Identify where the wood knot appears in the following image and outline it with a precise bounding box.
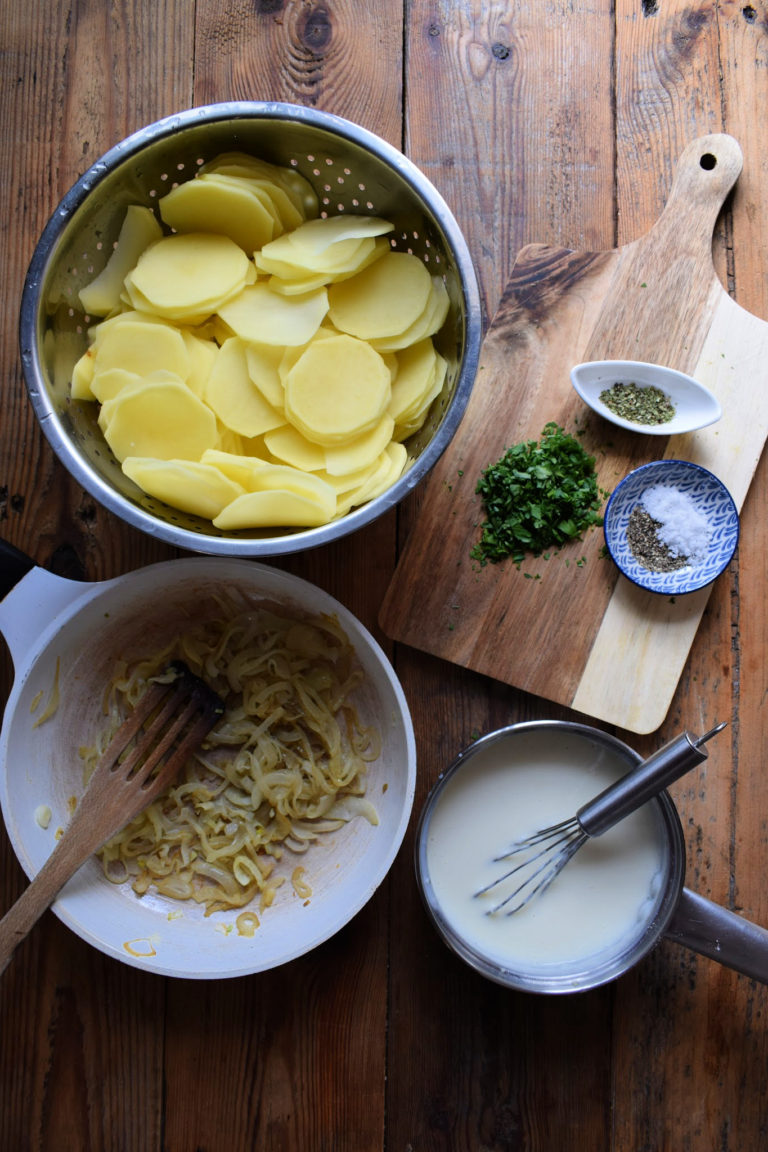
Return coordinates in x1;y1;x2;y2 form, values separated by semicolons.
253;0;284;13
298;5;332;54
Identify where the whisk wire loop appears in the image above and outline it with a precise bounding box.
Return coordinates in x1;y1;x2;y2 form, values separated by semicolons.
475;820;586;916
473;724;726;917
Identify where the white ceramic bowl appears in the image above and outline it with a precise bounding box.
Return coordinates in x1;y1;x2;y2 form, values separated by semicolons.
571;360;722;435
0;554;416;978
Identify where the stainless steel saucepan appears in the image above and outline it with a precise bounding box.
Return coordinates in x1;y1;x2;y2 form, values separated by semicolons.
416;721;768;994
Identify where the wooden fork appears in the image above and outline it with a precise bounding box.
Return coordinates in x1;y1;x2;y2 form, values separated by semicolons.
0;660;224;973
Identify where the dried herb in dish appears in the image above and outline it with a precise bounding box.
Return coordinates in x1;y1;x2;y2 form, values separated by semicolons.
471;422;603;567
599;381;675;425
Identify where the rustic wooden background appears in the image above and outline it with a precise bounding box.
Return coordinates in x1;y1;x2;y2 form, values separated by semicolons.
1;1;768;1149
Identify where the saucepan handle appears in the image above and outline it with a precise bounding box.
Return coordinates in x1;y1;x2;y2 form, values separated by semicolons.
664;887;768;984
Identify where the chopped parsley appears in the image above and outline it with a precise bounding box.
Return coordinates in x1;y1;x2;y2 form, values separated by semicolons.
470;422;603;567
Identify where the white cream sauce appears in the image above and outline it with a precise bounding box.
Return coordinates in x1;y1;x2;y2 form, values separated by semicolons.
424;729;668;976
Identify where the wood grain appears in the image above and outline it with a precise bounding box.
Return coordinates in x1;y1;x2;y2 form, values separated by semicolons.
2;0;768;1149
610;5;768;1150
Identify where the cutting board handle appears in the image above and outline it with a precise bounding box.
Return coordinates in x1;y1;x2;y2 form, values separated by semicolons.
652;133;743;247
584;133;743;366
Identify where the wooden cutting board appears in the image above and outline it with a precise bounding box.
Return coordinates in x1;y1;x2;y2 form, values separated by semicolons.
380;134;768;735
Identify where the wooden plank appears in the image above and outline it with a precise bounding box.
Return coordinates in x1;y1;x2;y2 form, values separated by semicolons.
388;2;617;1150
194;0;404;148
160;4;405;1151
610;3;768;1150
0;4;194;1151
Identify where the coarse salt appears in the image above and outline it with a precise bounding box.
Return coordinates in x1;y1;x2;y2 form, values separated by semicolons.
640;483;710;563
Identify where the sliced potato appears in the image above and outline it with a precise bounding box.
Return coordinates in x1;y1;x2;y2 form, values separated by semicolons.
263;425;326;471
277;327;337;382
314;460;380;494
125;232;250;320
213;488;333;530
356;440;407;502
226;177;305;233
91;367;143;403
99;372;218;462
323;414;395;476
200;448;271;488
92;318;191;380
73;311;168;400
334;442;407;516
204;337;283;438
215;427;247;456
257;235;390;287
284;334;391;446
88;307;168;345
200;152;319;220
286;214;393;253
334;453;390;516
248;462;336;508
69;156;442;532
393;351;448;438
70;348;97;400
244;342;285;410
327;251;432;339
79;206;163;316
370;275;450;352
122;456;245;518
180;330;219;397
217;283;328;346
158;175;276;252
258;215;391;270
387;338;440;422
265;271;332;297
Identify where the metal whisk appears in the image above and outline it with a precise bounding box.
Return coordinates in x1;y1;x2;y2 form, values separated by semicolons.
475;722;727;916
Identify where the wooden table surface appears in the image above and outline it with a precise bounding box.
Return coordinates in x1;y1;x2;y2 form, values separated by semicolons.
2;2;768;1149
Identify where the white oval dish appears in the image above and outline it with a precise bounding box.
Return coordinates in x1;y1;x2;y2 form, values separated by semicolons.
570;360;722;435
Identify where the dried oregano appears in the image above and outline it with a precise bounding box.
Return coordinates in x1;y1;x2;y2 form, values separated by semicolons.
599;381;675;425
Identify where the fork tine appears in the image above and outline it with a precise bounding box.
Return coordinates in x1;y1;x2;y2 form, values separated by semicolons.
99;662;224;786
98;680;173;766
137;698;224;788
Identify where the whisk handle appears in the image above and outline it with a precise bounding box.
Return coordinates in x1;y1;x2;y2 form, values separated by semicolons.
577;725;724;838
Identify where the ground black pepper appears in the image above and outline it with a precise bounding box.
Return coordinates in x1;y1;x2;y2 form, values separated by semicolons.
600;381;676;425
626;505;689;571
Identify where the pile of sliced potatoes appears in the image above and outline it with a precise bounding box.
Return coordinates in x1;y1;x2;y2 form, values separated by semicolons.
71;152;449;530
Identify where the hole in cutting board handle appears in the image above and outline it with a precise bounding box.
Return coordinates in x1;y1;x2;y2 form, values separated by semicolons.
700;152;717;171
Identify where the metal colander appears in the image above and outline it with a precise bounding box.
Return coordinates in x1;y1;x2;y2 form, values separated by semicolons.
19;102;482;556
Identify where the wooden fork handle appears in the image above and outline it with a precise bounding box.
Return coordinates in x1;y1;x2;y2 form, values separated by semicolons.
0;822;98;974
0;668;223;974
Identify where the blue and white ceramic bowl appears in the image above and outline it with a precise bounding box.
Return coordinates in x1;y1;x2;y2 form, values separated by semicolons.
604;460;739;595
